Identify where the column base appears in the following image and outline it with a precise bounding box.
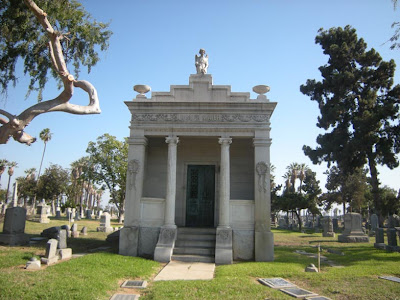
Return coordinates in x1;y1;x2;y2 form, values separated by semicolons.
255;230;274;261
119;226;139;256
154;225;177;263
215;227;233;265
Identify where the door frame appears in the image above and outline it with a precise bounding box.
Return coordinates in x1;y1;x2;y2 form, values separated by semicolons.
183;161;219;228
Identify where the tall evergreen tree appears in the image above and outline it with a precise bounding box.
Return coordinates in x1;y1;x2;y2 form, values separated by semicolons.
301;26;400;218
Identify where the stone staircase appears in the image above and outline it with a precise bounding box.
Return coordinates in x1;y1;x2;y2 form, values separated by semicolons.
172;227;216;263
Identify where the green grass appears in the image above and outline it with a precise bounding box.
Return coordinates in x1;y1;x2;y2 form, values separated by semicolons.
0;220;399;299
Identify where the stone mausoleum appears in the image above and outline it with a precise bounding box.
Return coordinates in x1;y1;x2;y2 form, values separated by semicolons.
119;50;277;264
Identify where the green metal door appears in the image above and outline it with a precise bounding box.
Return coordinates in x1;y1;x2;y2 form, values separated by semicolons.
186;165;215;227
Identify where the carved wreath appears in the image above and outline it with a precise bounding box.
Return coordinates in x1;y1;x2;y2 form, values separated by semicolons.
128;159;140;190
256;161;268;193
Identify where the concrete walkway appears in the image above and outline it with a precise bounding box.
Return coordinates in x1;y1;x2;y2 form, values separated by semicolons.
154;261;215;281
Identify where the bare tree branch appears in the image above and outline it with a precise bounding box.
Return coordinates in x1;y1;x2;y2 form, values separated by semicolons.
0;0;102;145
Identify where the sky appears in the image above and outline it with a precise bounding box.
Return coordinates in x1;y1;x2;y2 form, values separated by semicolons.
1;0;400;207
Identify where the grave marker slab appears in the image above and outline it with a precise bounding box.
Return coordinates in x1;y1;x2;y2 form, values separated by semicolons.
338;213;369;243
0;207;30;246
258;278;296;289
305;297;332;300
121;280;147;289
280;287;318;298
41;239;59;265
110;294;139;300
379;276;400;283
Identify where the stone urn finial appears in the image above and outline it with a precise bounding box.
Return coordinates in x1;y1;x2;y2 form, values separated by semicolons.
133;85;151;98
253;85;270;101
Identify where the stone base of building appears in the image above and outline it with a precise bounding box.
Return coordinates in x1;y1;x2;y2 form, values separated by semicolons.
154;226;177;263
232;229;254;261
255;230;274;261
0;233;30;246
215;227;233;265
338;234;369;243
119;226;139;256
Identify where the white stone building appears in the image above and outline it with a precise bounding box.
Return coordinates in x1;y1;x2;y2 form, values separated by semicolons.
119;56;276;264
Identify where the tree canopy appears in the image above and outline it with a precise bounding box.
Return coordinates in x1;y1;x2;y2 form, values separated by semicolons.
301;25;400;217
86;134;128;220
0;0;111;145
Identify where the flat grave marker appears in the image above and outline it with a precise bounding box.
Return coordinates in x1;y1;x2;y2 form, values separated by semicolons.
258;277;296;289
280;287;318;298
379;276;400;283
121;280;147;289
305;297;332;300
110;294;139;300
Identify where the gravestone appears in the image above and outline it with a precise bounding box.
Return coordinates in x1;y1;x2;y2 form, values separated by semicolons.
57;229;67;249
322;216;335;237
0;207;30;246
81;226;88;236
55;207;61;219
61;224;71;238
71;223;79;237
374;228;386;250
97;212;113;233
36;202;50;223
66;208;72;219
25;257;41;270
41;226;61;239
332;218;339;231
338;213;369;243
41;239;59;265
86;209;92;219
278;218;286;229
387;228;399;251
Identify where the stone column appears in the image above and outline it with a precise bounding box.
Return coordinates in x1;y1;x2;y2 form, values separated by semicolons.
119;135;148;256
253;133;274;261
154;136;179;262
164;136;179;227
215;137;233;265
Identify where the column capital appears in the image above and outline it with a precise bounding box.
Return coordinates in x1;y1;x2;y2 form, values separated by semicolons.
253;137;272;147
128;136;148;146
218;137;232;145
165;136;179;145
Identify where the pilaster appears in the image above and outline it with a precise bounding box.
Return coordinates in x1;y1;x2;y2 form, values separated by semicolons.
253;135;274;261
119;136;147;256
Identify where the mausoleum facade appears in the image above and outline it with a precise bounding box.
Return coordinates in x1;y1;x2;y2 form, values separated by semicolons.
119;51;277;264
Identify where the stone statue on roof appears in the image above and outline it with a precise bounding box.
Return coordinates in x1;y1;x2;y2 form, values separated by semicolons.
195;48;208;74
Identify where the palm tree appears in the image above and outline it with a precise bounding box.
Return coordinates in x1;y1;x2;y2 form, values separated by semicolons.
5;161;17;203
297;163;309;193
37;128;52;179
0;159;8;187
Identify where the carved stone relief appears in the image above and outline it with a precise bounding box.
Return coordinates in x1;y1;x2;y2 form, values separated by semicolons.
132;113;269;123
128;159;140;190
256;161;268;193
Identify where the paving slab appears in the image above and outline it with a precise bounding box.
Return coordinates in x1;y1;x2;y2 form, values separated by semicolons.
154;261;215;281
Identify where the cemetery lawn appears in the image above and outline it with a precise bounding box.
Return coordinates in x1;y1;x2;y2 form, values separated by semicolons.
0;220;398;300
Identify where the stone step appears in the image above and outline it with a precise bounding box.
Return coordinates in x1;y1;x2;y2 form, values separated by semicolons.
177;233;216;241
173;247;215;256
171;254;215;263
177;227;216;235
175;239;215;248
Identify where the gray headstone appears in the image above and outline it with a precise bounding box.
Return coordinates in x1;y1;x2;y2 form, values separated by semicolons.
81;226;87;235
338;213;369;243
370;214;379;231
71;223;78;232
332;218;339;231
45;239;58;259
86;209;92;219
41;226;61;239
387;228;398;247
375;228;385;244
2;207;27;234
57;229;67;249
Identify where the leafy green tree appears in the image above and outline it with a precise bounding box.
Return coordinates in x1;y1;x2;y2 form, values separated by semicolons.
379;186;400;216
16;168;37;207
275;165;321;231
86;134;128;222
37;163;69;212
0;0;111;145
322;166;370;214
300;26;400;219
